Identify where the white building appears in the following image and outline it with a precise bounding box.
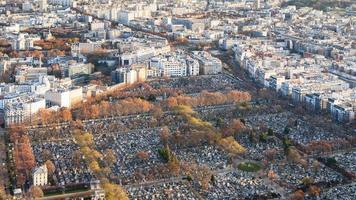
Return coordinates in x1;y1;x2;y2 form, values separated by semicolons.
192;51;222;75
90;21;105;31
15;66;48;83
148;53;199;78
3;96;46;126
10;34;40;51
33;165;48;186
119;46;155;66
0;60;9;75
149;56;186;77
45;87;83;108
118;2;156;25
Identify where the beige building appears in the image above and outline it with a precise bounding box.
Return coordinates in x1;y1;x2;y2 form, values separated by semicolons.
33;165;48;186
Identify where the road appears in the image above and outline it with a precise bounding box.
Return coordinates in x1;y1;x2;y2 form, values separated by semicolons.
39;190;93;200
0;128;9;191
26;103;237;130
124;167;234;189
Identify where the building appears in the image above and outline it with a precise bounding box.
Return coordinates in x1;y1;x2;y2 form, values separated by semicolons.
15;66;48;83
119;46;155;66
111;68;127;84
49;0;72;7
172;18;205;33
62;62;94;78
269;75;286;92
22;2;33;12
219;39;238;51
186;57;200;76
149;56;187;77
148;52;199;78
111;65;147;84
71;43;102;56
118;2;156;25
304;93;328;111
192;51;222;75
90;21;105;31
3;96;46;127
39;0;48;12
33;165;48;186
13;188;22;199
10;34;40;51
0;60;9;75
90;180;105;200
330;103;355;123
45;87;83;108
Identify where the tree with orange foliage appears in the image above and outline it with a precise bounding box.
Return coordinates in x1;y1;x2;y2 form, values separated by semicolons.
90;105;100;119
119;98;153;115
32;50;44;58
199;90;226;106
37;109;53;125
9;51;19;58
100;101;111;117
81;103;91;119
308;185;321;197
152;106;164;122
167;158;180;176
13;135;36;186
60;107;72;122
28;186;44;198
45;160;55;175
16;174;26;187
160;126;170;145
175;95;196;106
0;186;12;199
72;150;82;168
227;90;252;103
8;125;26;142
186;164;212;190
166;97;178;108
104;149;116;167
71;120;84;129
223;119;245;137
305;140;332;154
136;151;150;161
290;190;305;200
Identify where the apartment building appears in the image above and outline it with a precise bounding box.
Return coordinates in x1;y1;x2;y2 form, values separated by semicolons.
192;51;222;75
3;96;46;126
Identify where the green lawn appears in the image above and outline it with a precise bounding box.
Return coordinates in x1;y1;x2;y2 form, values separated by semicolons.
237;162;262;172
44;187;90;197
